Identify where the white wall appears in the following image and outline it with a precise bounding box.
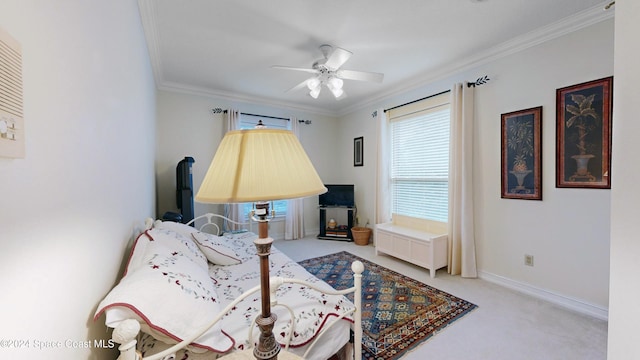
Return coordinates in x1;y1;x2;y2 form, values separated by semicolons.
152;11;614;319
608;2;640;358
0;2;619;359
340;19;614;315
155;90;341;237
335;109;379;227
156;91;226;219
474;20;612;314
0;2;156;359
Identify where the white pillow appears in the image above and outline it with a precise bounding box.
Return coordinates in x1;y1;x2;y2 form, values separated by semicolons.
191;232;242;266
155;220;199;238
148;228;208;270
95;232;233;353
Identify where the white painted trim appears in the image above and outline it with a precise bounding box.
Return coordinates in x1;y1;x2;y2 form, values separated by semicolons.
478;270;609;321
305;228;320;239
157;80;338;117
340;3;614;116
138;0;613;118
137;0;164;85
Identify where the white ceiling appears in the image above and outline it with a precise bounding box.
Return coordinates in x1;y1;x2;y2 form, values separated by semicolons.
138;0;613;116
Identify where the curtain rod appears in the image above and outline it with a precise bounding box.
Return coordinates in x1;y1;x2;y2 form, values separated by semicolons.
212;108;312;124
384;90;450;113
383;75;490;113
223;110;290;121
468;75;490;88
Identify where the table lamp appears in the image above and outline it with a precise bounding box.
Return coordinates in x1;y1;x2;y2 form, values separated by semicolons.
195;127;327;360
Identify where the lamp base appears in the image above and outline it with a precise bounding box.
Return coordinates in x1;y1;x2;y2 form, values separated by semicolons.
253;221;280;360
253;313;280;360
219;349;301;360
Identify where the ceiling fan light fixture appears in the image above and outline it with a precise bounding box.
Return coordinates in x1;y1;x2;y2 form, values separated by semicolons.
306;77;321;91
327;77;343;90
274;45;382;101
309;87;321;99
329;86;344;98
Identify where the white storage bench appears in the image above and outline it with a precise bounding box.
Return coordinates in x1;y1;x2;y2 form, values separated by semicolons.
375;215;448;278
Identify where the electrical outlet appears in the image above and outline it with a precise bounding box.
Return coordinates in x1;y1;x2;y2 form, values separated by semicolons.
524;254;534;267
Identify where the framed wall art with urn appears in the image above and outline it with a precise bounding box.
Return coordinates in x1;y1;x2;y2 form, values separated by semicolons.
501;106;542;200
556;76;613;189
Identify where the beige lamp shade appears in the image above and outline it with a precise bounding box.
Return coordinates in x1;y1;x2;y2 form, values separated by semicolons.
195;128;327;203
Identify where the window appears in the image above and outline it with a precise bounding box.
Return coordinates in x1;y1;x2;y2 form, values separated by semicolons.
388;93;450;223
238;114;290;219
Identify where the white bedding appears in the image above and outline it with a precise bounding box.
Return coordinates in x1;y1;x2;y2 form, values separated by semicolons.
211;232;354;359
97;222;354;360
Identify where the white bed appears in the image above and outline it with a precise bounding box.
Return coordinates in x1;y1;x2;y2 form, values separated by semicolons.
94;214;363;360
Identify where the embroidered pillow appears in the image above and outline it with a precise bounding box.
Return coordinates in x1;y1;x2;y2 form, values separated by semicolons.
154;220;199;238
191;232;242;266
147;228;208;270
94;234;233;353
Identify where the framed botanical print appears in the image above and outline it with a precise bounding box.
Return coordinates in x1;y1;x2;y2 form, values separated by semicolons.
556;77;613;189
501;106;542;200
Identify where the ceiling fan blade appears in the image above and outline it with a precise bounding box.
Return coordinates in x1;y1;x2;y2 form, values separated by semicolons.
324;47;352;70
272;65;319;74
336;69;384;83
286;77;313;93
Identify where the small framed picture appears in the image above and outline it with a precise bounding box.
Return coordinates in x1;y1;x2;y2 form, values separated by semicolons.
501;106;542;200
354;136;363;167
556;77;613;189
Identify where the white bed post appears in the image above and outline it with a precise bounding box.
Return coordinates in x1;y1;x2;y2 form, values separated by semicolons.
351;261;364;360
112;319;142;360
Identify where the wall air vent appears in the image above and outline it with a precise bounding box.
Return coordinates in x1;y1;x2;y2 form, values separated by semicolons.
0;25;24;158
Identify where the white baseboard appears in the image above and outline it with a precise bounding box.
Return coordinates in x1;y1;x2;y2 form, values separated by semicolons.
305;228;319;239
478;270;609;321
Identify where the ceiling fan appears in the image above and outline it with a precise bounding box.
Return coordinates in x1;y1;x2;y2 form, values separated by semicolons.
272;44;384;100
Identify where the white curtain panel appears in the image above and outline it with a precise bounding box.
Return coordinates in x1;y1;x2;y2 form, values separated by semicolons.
375;108;391;225
448;83;478;278
285;117;306;240
223;109;243;231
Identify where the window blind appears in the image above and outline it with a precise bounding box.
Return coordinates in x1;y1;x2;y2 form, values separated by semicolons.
389;94;450;223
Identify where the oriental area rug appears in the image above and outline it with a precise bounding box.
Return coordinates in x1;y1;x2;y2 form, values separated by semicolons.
298;251;477;360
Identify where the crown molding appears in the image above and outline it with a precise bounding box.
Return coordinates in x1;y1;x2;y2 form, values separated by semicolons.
338;3;614;117
139;0;614;118
157;81;338;117
137;0;163;87
138;0;337;117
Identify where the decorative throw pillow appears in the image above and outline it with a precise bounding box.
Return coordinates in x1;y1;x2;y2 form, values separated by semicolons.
154;220;199;238
94;234;233;353
191;232;242;266
147;228;209;271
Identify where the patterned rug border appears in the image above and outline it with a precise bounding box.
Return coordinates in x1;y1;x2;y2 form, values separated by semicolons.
298;251;478;360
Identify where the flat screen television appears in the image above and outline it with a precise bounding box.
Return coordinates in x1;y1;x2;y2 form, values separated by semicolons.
319;184;355;207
